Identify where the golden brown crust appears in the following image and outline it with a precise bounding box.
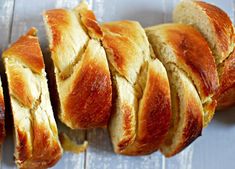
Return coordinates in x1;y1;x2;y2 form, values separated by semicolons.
75;1;103;39
102;20;149;84
6;65;35;108
29;125;62;169
217;85;235;109
216;49;235;108
62;41;112;128
44;8;89;76
103;20;172;155
44;9;71;55
44;2;112;129
3;28;44;73
15;128;32;164
102;33;139;80
117;103;135;151
102;21;148;49
195;1;234;62
4;28;62;169
146;24;218;101
121;60;172;155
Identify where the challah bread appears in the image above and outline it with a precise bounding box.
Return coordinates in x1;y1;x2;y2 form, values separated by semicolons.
3;28;62;169
216;49;235;108
0;79;5;144
146;23;219;127
102;21;172;155
160;64;203;157
173;0;234;65
43;1;112;129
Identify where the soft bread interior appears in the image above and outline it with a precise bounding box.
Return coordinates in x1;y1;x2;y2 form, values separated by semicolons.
173;0;234;64
109;74;137;153
160;64;203;157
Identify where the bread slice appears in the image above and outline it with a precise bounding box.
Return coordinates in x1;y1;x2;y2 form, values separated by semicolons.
43;1;112;129
3;28;62;169
102;21;172;155
0;79;5;144
146;23;219;127
216;49;235;108
173;0;234;64
160;64;203;157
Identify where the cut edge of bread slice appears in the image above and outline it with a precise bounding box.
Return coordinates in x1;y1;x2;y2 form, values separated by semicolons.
3;28;63;169
104;21;172;155
173;0;234;64
160;63;203;157
145;23;218;127
120;59;172;155
43;1;112;129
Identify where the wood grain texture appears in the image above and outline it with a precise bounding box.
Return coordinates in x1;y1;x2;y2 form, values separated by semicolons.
0;0;15;169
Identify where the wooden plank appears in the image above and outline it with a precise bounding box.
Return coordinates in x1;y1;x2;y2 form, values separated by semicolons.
86;129;163;169
2;0;86;169
1;1;235;169
0;1;15;169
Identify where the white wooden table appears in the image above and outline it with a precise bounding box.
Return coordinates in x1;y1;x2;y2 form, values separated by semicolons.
0;0;235;169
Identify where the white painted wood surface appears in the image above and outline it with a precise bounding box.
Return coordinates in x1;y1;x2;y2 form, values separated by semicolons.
0;0;234;169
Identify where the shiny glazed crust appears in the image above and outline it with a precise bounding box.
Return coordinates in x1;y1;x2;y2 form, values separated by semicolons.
146;23;219;126
173;0;234;64
3;28;62;169
103;21;172;155
216;49;235;108
43;1;112;129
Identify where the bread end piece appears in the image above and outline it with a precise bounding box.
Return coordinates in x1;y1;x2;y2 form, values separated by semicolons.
59;132;88;154
173;0;234;64
3;28;63;169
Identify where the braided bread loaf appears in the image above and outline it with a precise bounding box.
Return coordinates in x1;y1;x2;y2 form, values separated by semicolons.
41;0;234;158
